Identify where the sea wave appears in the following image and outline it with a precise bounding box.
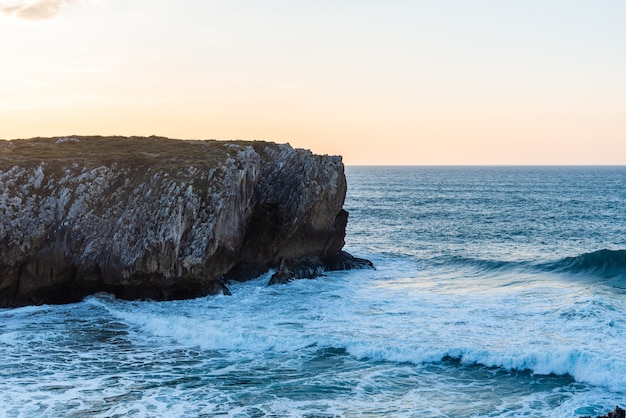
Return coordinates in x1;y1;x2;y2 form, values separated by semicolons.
544;249;626;278
441;255;527;273
91;294;626;393
440;249;626;281
344;344;626;393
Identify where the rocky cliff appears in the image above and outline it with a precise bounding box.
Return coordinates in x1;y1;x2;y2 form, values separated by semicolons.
0;136;371;307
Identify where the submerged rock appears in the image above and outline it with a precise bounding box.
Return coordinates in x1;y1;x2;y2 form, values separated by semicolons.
0;136;372;307
580;406;625;418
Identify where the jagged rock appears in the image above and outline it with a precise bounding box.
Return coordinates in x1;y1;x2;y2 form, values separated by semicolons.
266;250;374;285
580;406;625;418
268;257;327;285
324;250;375;271
0;136;372;307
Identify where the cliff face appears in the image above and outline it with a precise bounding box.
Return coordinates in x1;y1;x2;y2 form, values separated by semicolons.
0;136;370;308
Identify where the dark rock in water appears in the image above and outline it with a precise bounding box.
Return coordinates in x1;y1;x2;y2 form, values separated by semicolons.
268;257;325;285
324;250;375;271
267;250;374;285
580;405;625;418
0;136;372;307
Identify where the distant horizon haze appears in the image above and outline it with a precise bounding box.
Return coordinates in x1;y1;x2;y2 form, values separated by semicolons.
1;0;624;165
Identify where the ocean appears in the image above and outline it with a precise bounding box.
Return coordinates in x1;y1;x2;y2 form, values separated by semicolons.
1;166;625;417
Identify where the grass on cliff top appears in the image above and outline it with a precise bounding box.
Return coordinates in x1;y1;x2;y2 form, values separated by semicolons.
0;136;280;171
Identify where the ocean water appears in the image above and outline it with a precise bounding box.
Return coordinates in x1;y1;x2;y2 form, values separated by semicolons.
1;166;626;417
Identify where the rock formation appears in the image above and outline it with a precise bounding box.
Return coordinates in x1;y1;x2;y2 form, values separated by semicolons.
0;136;372;307
580;406;625;418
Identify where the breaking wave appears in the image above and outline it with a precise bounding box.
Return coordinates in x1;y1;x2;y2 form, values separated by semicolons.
442;249;626;282
344;344;626;393
545;249;626;277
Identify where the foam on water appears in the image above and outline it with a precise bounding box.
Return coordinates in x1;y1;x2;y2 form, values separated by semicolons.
2;258;625;416
3;166;626;417
87;253;626;393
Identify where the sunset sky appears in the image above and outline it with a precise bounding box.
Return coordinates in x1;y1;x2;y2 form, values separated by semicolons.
1;0;625;164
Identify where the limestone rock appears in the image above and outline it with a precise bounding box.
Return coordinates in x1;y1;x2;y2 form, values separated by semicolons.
0;136;371;307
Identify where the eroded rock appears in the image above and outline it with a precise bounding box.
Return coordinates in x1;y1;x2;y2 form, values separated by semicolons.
0;136;371;307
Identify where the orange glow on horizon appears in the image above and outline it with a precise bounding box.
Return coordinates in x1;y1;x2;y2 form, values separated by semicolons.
1;1;625;165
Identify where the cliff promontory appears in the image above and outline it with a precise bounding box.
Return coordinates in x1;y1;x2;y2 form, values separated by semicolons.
0;136;371;307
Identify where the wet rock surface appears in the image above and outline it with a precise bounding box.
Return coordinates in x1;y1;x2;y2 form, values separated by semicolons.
0;136;371;307
580;406;625;418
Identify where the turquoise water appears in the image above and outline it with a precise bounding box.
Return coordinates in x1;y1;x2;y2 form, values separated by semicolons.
1;166;625;417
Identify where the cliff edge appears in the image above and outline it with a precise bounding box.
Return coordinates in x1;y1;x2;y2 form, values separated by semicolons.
0;136;372;307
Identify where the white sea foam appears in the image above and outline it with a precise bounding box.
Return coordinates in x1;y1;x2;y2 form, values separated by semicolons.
3;166;626;417
2;262;625;417
85;257;626;394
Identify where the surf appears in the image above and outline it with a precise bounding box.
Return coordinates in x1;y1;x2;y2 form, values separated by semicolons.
546;249;626;278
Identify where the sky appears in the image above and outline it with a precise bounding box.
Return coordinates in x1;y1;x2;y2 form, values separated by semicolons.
1;0;625;165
